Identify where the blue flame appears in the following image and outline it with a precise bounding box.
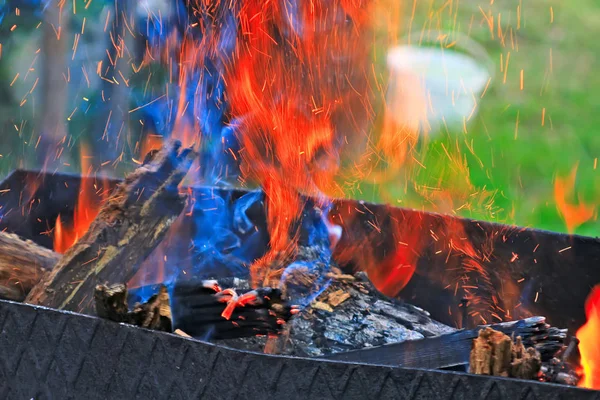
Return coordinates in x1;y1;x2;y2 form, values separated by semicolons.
187;189;269;280
132;0;239;184
121;2;338;312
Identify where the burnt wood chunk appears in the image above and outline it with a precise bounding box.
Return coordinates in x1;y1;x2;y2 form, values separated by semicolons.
470;327;512;376
25;141;196;313
0;232;60;301
470;327;541;379
95;284;172;332
168;279;297;340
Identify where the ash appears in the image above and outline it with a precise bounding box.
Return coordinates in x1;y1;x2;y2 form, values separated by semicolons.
215;268;455;357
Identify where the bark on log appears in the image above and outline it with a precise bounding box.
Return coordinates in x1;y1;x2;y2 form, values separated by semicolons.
25;141;196;313
0;232;60;301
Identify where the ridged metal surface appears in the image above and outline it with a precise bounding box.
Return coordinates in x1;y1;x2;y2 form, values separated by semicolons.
1;300;597;400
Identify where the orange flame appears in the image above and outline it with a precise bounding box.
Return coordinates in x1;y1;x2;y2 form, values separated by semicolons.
53;144;105;253
139;134;164;161
577;285;600;389
555;165;596;233
221;1;375;284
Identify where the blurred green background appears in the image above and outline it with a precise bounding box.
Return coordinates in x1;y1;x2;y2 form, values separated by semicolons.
361;0;599;237
0;0;598;236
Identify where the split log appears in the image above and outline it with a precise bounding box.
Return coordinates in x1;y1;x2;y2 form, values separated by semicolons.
25;141;196;313
95;284;172;332
469;327;541;379
0;232;60;301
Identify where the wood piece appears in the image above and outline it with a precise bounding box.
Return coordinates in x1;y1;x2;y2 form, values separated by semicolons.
469;327;541;379
469;327;512;376
311;301;333;312
0;232;60;301
25;141;196;313
327;289;351;307
511;336;542;380
94;284;172;332
174;329;192;338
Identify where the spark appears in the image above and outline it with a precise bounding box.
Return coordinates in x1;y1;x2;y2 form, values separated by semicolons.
541;108;546;126
128;95;166;113
520;69;524;90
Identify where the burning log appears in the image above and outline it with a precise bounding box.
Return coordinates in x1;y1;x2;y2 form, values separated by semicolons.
0;232;60;301
25;141;197;313
94;284;172;332
469;326;542;380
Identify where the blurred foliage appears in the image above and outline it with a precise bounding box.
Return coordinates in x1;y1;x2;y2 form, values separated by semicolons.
358;0;600;237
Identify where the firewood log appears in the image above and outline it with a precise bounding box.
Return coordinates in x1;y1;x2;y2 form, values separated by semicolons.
0;232;60;301
25;141;196;313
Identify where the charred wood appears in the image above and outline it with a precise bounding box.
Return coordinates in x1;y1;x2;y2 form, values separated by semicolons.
170;279;297;340
469;327;542;380
215;271;455;356
0;232;60;301
94;284;172;332
322;313;567;375
25;141;196;313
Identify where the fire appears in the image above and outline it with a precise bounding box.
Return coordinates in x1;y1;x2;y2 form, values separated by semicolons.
577;285;600;389
555;165;596;233
53;144;105;253
222;1;376;284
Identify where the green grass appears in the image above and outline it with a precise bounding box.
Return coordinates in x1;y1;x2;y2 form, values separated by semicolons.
361;0;600;236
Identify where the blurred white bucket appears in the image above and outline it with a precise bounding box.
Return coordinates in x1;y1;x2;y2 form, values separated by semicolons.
386;34;493;136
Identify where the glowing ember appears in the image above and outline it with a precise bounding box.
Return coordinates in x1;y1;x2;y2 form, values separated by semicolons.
577;285;600;389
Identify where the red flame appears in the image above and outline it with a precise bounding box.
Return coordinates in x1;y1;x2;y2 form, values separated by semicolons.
221;1;375;284
577;285;600;389
53;144;106;253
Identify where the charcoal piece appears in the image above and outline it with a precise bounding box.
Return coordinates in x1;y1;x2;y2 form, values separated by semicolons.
171;279;295;340
25;141;197;313
94;283;172;332
0;232;60;301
